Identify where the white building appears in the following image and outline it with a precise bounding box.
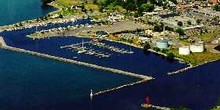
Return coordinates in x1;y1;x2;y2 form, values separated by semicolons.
179;46;190;55
190;44;204;53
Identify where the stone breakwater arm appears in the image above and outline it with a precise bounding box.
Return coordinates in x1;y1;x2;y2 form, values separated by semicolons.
94;80;147;96
2;46;154;96
141;104;171;110
0;37;6;47
2;46;153;81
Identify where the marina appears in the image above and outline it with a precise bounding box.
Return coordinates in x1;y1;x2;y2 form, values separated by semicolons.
0;0;220;109
0;23;187;78
60;39;134;58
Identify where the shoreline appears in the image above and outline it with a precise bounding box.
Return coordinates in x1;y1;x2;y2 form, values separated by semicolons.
29;33;220;76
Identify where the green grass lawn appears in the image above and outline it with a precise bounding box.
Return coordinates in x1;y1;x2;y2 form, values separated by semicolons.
54;0;83;8
171;49;220;66
196;29;219;41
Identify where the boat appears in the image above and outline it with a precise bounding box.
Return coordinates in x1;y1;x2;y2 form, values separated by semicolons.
77;49;86;54
77;39;87;54
73;56;78;59
128;48;134;54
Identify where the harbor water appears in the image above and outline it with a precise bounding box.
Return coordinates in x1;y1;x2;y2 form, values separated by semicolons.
0;0;56;26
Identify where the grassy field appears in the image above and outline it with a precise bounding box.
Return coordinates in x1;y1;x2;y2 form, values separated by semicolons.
52;0;100;16
53;0;83;8
196;28;220;41
171;49;220;66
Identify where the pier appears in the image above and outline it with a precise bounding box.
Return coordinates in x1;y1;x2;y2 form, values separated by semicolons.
88;41;134;54
61;42;111;58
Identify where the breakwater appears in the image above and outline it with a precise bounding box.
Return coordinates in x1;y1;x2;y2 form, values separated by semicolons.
141;104;171;110
3;46;152;80
94;79;148;96
168;58;220;75
2;45;155;95
0;36;6;47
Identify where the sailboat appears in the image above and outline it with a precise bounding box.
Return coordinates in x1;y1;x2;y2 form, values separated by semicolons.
128;48;134;54
77;39;87;54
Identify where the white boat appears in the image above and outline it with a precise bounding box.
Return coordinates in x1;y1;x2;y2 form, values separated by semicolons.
77;39;87;54
77;49;86;54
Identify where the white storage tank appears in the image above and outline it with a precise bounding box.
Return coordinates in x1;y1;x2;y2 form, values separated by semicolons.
179;46;190;55
156;40;168;49
190;44;204;53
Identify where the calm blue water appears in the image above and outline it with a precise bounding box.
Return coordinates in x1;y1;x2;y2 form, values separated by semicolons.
0;0;56;26
0;0;220;109
0;21;187;78
0;49;138;110
91;60;220;110
0;49;219;110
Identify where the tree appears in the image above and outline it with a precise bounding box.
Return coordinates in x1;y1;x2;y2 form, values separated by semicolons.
177;21;183;27
169;0;177;4
139;3;154;13
154;23;164;32
166;52;175;60
59;14;63;18
176;28;185;36
153;47;160;52
187;20;191;25
196;19;201;25
214;3;220;11
143;42;151;52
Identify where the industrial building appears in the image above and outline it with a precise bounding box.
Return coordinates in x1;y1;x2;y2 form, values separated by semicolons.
190;44;204;53
156;40;168;49
179;46;190;55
